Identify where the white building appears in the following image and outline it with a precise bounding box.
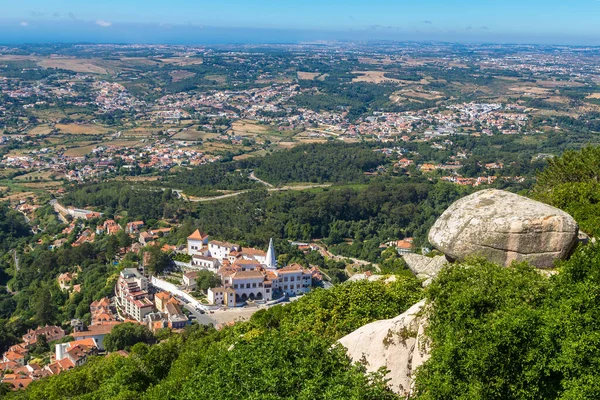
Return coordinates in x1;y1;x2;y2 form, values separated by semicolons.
71;323;119;352
55;338;98;368
191;255;220;272
223;270;272;303
187;230;209;256
207;287;236;307
208;240;240;261
274;263;312;297
115;268;154;322
183;271;198;289
240;248;267;264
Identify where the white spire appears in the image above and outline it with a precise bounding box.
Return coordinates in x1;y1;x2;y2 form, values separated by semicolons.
266;238;277;269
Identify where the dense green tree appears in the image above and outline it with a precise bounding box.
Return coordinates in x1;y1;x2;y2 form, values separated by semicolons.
31;334;50;356
144;246;172;275
532;145;600;236
414;244;600;400
32;286;57;326
104;323;156;352
153;331;396;400
194;270;221;291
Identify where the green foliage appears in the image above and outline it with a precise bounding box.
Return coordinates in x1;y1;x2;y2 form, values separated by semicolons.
246;277;422;340
154;331;396;400
379;247;410;275
414;259;551;400
532;146;600;236
164;162;260;196
190;178;467;261
0;203;31;254
415;245;600;400
536;146;600;189
30;334;50;357
193;270;221;291
171;253;191;263
143;245;172;275
32;286;57;326
104;323;156;352
61;184;182;221
9;279;421;399
253;142;386;185
0;236;123;353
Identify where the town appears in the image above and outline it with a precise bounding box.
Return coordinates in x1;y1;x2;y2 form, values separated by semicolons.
2;42;599;194
1;213;323;389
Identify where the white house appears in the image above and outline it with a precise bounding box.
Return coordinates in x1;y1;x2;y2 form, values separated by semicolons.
208;240;240;261
207;287;236;307
187;230;209;256
275;263;312;297
183;271;198;289
71;323;119;351
55;338;98;368
191;255;220;272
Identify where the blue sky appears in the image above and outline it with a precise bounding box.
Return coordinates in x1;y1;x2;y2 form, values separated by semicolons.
2;0;600;45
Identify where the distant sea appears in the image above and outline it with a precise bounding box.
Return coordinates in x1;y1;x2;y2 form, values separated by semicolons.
1;21;598;46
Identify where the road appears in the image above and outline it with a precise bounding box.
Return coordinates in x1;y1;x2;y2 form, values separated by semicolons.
184;304;218;326
314;243;380;272
184;303;264;327
249;171;274;188
173;173;332;203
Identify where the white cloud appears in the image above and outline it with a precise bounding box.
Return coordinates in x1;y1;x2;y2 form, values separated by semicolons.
20;21;29;27
96;19;112;28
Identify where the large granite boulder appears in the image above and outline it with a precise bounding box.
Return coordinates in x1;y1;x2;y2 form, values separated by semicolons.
338;300;429;396
428;189;579;268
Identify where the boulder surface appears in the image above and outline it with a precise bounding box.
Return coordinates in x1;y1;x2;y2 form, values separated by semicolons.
402;253;447;286
428;189;578;268
338;300;429;396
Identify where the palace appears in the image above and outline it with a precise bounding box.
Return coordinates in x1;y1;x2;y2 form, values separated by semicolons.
187;232;312;305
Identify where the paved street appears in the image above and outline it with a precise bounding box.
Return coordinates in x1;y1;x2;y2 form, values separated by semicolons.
184;303;264;327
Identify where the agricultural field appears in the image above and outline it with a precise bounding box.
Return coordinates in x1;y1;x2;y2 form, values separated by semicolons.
351;71;404;84
26;125;53;135
37;58;110;74
55;123;114;135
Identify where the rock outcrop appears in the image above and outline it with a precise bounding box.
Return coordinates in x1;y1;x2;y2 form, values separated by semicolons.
347;273;397;283
428;189;579;268
402;253;447;286
338;300;429;396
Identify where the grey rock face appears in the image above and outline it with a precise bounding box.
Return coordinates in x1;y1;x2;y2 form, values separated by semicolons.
402;253;447;286
338;300;429;396
428;189;579;268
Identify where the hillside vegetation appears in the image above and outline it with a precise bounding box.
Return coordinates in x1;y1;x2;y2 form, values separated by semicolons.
7;146;600;398
5;278;422;399
532;145;600;237
415;245;600;400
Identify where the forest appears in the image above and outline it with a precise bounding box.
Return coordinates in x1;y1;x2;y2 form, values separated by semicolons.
182;178;468;261
55;177;468;263
60;185;183;221
252;142;386;185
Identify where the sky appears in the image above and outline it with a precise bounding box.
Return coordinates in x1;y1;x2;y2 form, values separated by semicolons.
1;0;600;45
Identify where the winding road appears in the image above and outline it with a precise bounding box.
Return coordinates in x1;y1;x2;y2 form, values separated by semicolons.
175;172;332;202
